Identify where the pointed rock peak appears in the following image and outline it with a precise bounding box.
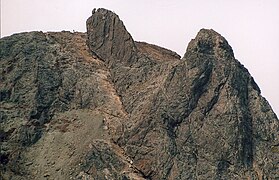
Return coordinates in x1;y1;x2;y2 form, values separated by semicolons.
184;29;234;60
86;8;137;67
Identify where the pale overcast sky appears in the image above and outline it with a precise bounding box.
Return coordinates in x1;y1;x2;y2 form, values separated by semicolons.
1;0;279;115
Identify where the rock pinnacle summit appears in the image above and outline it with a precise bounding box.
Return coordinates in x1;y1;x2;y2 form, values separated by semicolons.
0;8;278;179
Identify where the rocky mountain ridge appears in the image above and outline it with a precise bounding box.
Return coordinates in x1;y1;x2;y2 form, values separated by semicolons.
0;8;278;179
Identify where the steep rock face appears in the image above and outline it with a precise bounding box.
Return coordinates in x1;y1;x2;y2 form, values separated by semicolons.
0;8;278;180
86;8;138;67
0;31;129;179
86;9;278;179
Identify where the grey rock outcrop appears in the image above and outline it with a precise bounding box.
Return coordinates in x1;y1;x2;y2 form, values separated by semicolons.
0;31;127;179
0;8;278;180
86;9;278;179
86;8;138;67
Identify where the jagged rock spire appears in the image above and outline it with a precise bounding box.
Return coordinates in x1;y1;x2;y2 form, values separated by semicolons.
184;29;234;60
0;8;278;180
86;8;137;67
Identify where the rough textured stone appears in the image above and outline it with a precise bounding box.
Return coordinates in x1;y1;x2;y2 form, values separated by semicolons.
0;8;278;180
0;31;128;179
86;8;138;67
86;9;278;179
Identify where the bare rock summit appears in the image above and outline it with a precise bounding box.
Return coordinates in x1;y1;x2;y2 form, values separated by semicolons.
87;8;138;67
0;8;278;180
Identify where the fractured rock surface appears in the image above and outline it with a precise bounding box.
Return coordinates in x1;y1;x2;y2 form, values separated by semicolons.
0;8;278;179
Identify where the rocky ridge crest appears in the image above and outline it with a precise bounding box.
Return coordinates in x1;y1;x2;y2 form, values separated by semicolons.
0;8;278;179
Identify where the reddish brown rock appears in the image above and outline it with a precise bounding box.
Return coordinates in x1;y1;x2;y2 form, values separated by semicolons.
0;8;278;180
